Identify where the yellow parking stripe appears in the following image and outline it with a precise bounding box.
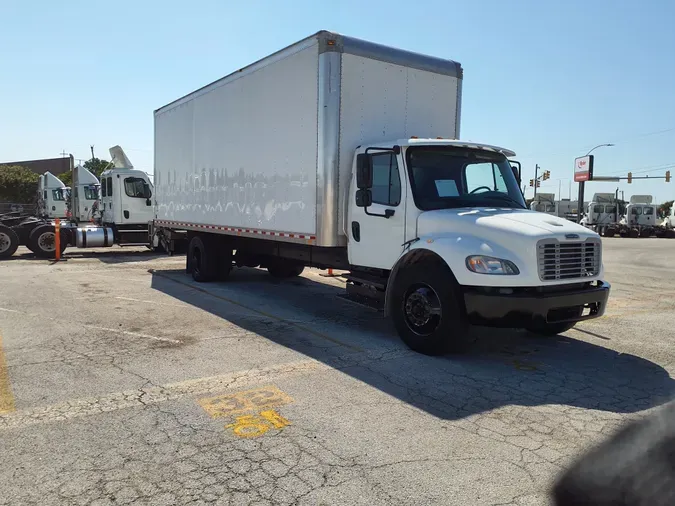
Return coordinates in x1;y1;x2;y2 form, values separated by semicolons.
0;332;15;414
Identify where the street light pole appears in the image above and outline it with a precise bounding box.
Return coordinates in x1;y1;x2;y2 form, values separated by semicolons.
534;164;539;197
577;143;615;222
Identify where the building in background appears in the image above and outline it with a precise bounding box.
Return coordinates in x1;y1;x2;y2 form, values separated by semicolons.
0;155;73;177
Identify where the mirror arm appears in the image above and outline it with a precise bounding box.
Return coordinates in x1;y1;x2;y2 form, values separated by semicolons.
364;208;395;219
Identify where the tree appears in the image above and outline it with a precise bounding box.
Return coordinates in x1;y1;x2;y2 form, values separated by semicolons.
59;158;112;187
0;165;40;204
658;200;673;218
83;158;112;179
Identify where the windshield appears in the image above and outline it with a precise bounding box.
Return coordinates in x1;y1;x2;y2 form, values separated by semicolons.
84;185;100;200
405;147;526;210
51;189;66;201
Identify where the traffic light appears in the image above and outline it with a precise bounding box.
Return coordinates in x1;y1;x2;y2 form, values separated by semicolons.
536;180;541;188
667;170;671;183
627;172;632;184
529;179;534;187
543;170;551;180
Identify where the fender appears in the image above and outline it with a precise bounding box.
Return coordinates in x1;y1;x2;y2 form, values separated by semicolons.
383;233;534;316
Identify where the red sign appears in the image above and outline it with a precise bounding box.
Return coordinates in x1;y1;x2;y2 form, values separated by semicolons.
574;155;594;182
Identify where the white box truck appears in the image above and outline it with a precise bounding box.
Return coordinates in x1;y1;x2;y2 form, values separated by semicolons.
150;31;610;354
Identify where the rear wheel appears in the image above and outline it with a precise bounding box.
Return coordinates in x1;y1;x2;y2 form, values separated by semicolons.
28;224;67;259
0;225;19;259
390;259;469;355
187;234;232;282
266;259;305;278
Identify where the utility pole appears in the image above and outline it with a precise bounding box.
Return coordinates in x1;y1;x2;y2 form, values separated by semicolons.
534;164;539;197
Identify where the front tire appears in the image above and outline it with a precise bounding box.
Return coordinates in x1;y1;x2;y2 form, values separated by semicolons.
0;225;19;259
390;259;469;355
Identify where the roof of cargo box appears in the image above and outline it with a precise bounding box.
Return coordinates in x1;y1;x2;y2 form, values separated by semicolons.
155;30;463;115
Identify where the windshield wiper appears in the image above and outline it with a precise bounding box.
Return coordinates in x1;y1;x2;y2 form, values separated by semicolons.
476;193;527;209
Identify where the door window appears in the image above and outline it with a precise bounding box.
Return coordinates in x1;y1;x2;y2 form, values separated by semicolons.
370;153;401;206
124;177;149;198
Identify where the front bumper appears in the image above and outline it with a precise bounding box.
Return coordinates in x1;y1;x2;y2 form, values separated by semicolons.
463;281;610;328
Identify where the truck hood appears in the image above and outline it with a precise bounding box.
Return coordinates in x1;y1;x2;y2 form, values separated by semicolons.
417;208;598;241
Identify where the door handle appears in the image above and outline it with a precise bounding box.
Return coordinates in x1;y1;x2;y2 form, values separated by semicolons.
351;221;361;242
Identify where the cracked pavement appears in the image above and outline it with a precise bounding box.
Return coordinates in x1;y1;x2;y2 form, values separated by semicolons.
0;238;674;505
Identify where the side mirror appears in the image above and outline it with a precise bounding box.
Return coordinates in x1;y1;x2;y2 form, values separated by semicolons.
355;189;372;208
142;183;152;199
356;154;373;189
511;165;521;184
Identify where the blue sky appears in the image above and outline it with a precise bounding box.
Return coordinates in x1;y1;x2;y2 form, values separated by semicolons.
2;0;674;203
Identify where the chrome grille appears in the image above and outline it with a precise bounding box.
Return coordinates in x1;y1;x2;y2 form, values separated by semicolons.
537;239;601;281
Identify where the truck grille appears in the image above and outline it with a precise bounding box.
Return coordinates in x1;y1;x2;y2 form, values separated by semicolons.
537;239;601;281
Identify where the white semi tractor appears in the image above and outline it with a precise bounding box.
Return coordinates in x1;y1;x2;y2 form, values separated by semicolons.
581;193;667;238
148;30;610;354
36;172;69;219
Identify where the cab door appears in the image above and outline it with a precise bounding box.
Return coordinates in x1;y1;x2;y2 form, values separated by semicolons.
347;150;407;270
119;175;153;225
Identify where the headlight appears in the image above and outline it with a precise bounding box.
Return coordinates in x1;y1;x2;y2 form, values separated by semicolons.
466;255;519;275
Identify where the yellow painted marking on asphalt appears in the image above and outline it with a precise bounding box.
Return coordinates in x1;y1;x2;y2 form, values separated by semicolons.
0;332;16;414
225;409;291;438
0;360;321;430
198;385;294;419
151;269;364;351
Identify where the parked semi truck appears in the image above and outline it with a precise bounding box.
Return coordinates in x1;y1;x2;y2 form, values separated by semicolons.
36;172;69;219
580;194;668;238
1;165;101;257
148;30;610;354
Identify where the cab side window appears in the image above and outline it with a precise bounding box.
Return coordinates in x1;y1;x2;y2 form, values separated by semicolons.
124;177;149;198
370;153;401;206
107;177;113;197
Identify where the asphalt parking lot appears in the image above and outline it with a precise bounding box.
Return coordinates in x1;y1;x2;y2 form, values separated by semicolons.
1;238;674;506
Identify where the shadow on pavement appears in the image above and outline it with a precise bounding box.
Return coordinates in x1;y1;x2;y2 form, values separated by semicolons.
150;267;675;421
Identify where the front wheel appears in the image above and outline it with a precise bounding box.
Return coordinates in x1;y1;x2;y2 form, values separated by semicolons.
390;259;469;355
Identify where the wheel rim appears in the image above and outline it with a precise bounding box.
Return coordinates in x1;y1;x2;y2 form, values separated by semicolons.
0;232;10;253
403;284;442;336
38;232;56;252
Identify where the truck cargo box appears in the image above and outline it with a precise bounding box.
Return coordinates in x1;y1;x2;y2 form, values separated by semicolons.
154;30;462;247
